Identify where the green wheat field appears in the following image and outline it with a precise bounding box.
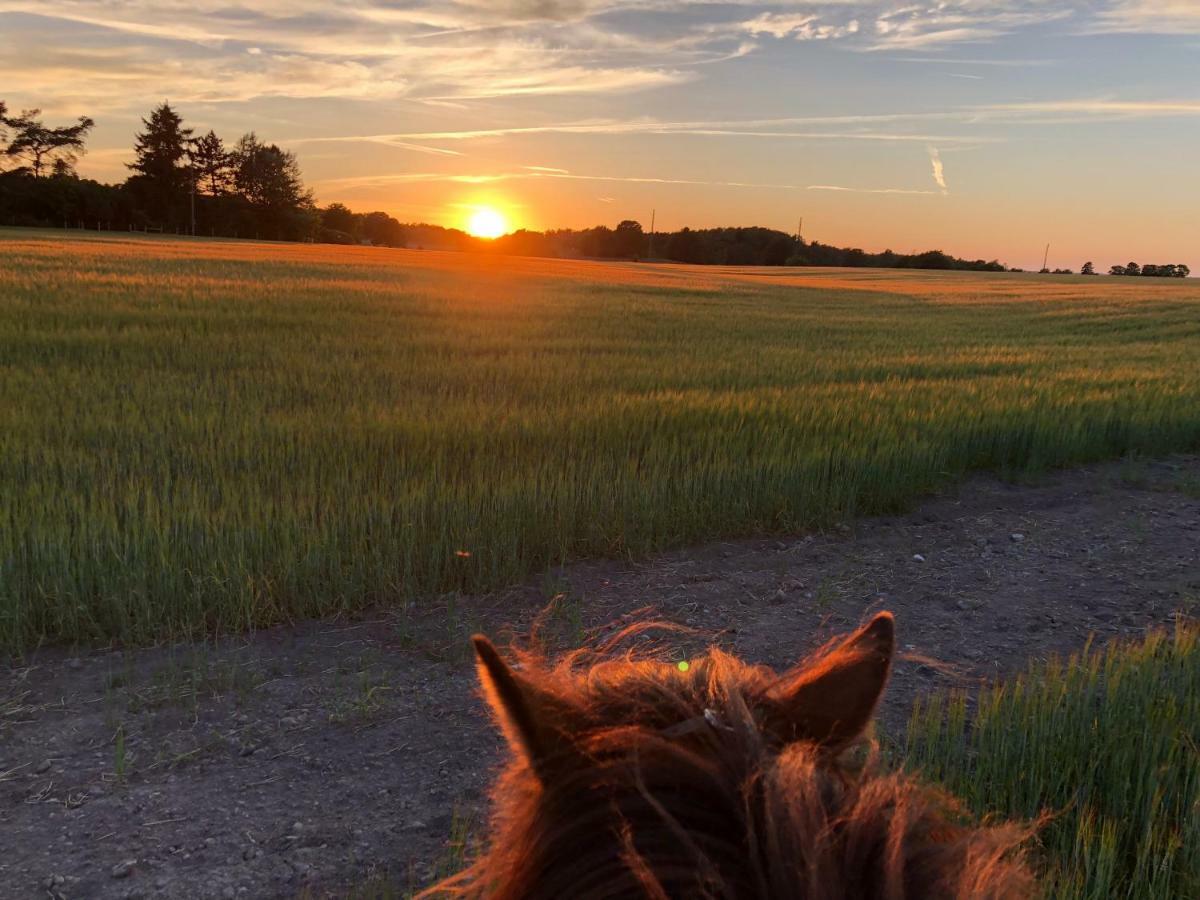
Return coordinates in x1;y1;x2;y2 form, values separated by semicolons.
3;229;1200;650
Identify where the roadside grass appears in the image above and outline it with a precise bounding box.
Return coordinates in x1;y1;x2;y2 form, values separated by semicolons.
4;231;1200;650
905;619;1200;898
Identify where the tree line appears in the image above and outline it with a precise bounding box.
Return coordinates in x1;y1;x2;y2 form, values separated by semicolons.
395;220;1009;271
1106;262;1189;278
0;101;331;241
0;99;1189;276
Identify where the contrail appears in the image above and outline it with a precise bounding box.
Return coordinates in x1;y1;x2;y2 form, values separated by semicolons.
928;146;948;194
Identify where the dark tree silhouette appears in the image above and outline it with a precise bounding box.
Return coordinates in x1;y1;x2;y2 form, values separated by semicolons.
190;130;232;197
2;108;94;177
128;103;194;225
321;202;359;240
612;219;646;258
359;210;405;247
0;101;9;166
1081;261;1095;275
231;133;314;240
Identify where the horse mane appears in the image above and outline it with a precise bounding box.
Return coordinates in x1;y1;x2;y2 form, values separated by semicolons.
426;613;1035;899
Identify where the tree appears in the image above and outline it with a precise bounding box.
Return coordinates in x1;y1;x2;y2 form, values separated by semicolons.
3;108;94;177
0;101;9;166
1124;261;1140;276
1081;261;1095;275
230;133;314;240
911;249;953;270
1109;264;1126;276
321;202;359;239
128;103;194;223
359;211;404;247
612;219;645;258
190;130;232;196
232;134;307;207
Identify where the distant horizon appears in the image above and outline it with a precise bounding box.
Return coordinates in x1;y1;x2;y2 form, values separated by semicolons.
4;2;1198;272
8;219;1190;279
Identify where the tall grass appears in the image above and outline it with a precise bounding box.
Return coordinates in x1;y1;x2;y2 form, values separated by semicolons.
3;230;1200;649
905;622;1200;897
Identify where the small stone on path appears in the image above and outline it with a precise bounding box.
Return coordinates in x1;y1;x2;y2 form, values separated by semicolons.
111;860;136;879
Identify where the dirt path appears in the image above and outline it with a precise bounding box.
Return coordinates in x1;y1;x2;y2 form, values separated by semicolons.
3;457;1199;899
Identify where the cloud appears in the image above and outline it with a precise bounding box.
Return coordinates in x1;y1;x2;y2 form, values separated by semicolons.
0;2;703;108
1088;1;1200;35
285;135;463;157
316;167;943;196
806;184;942;195
978;98;1200;122
0;1;1145;114
927;145;947;193
373;114;997;145
740;13;861;41
864;2;1081;51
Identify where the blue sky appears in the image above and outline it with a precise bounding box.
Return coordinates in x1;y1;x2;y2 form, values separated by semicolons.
2;1;1198;269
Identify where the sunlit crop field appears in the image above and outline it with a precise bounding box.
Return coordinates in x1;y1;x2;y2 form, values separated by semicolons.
907;622;1200;897
3;229;1200;649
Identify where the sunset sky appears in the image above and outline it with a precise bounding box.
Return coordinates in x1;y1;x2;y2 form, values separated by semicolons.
2;1;1197;270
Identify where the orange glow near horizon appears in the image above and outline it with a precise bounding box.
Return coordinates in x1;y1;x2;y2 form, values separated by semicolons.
466;207;509;239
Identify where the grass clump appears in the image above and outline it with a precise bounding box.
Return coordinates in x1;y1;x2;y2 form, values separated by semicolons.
905;621;1200;898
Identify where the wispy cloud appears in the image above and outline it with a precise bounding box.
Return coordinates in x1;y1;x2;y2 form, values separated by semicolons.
368;114;996;145
319;95;1200;152
2;1;1172;114
806;184;942;195
741;12;861;41
927;145;947;194
973;97;1200;124
890;56;1057;66
1088;0;1200;35
316;168;942;196
287;135;464;157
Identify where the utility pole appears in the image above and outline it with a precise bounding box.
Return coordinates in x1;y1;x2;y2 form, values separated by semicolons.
187;137;197;237
1042;243;1050;272
797;217;803;244
647;208;656;259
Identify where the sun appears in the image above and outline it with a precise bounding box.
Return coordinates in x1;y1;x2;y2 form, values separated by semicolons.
466;207;508;239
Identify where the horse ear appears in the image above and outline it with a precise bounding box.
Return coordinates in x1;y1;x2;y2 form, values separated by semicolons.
765;612;895;751
472;635;575;773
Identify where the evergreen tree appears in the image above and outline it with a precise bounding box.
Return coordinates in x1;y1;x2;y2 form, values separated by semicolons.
128;102;193;223
190;130;232;196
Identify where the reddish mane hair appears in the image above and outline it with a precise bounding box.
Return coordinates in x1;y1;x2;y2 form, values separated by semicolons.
430;613;1034;899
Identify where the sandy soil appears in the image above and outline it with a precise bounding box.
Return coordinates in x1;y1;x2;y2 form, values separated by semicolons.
3;455;1198;899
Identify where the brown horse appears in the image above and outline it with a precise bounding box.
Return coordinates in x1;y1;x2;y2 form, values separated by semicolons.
432;613;1033;898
